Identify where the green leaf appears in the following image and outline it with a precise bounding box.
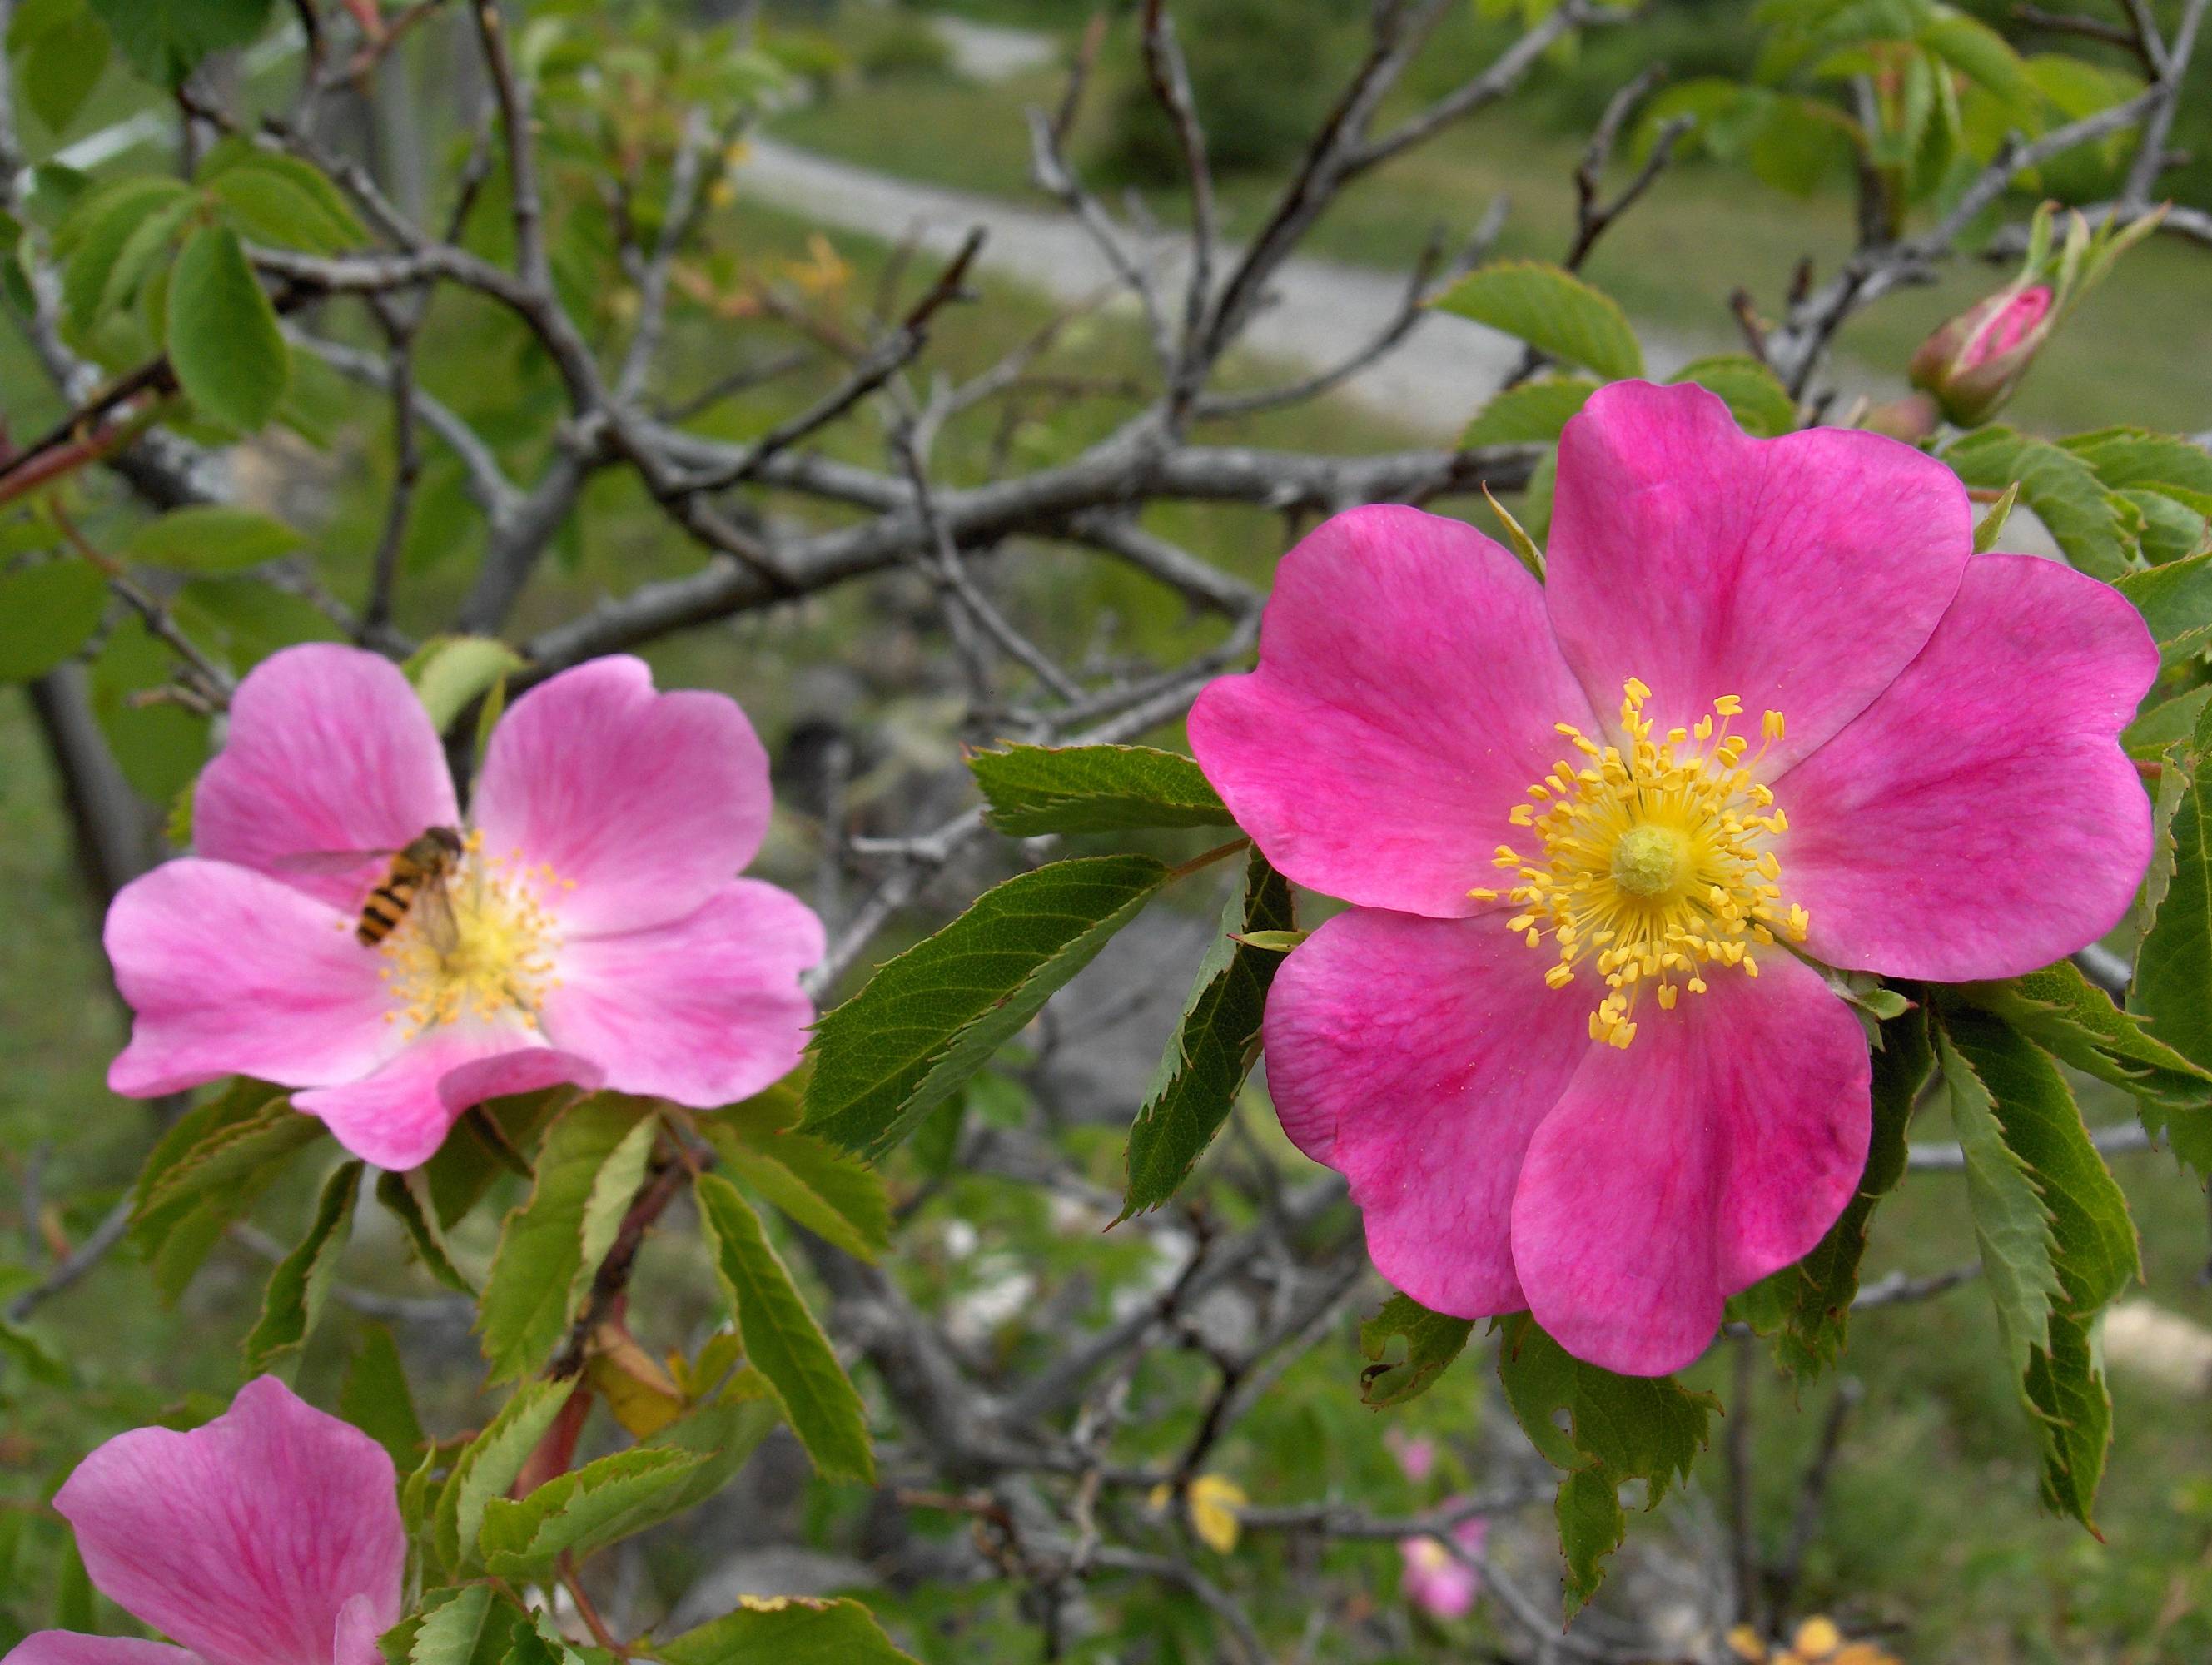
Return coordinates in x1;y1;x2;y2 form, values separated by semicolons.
167;223;290;432
1495;1314;1717;1614
375;1168;476;1295
402;635;529;734
2062;427;2212;497
1357;1293;1474;1409
59;176;190;334
2132;690;2212;1171
11;0;111;133
0;559;105;680
653;1597;920;1665
125;506;305;575
172;576;343;672
130;1080;326;1300
1736;1004;1931;1376
1459;377;1598;447
2115;551;2212;665
0;1313;68;1385
392;1585;529;1665
1946;428;2131;579
967;743;1231;836
1668;354;1797;436
205;149;369;254
478;1446;711;1578
698;1085;892;1265
1121;850;1292;1218
1961;961;2212;1161
477;1096;658;1383
1434;261;1644;380
2123;487;2212;568
242;1159;362;1375
89;615;211;802
800;855;1171;1159
341;1322;426;1470
1936;1007;2139;1527
431;1379;580;1575
1919;11;2036;115
421;1091;571;1230
87;0;274;86
693;1173;874;1484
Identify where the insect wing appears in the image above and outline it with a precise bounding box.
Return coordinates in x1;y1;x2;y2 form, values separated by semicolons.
272;847;400;876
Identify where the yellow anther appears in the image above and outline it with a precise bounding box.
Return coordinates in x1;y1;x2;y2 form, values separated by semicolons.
1468;887;1499;901
1487;678;1807;1048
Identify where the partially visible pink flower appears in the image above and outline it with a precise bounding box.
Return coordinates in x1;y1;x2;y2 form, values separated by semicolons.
4;1377;402;1665
1909;284;2055;425
1399;1515;1488;1619
1388;1429;1438;1484
105;645;823;1170
1191;380;2154;1375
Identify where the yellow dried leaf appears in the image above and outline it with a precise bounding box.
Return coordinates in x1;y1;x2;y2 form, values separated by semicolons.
1794;1617;1843;1658
1186;1473;1247;1554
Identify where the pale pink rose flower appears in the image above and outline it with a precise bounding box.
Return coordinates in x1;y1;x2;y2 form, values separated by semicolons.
104;646;823;1170
1399;1515;1488;1619
1191;380;2154;1375
1388;1429;1438;1484
3;1378;403;1665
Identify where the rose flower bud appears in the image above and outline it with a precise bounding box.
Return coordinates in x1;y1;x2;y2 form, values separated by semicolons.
1908;282;2054;426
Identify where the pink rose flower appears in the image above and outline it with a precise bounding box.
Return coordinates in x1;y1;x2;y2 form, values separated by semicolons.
4;1377;403;1665
105;645;823;1170
1388;1429;1438;1484
1190;380;2154;1375
1399;1515;1487;1619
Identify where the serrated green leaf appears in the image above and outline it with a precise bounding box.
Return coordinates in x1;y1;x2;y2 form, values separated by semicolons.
1961;961;2212;1160
403;635;529;734
390;1584;529;1665
125;506;305;575
130;1081;326;1300
1434;261;1644;380
1737;1003;1931;1376
2131;691;2212;1172
0;559;105;680
206;153;368;255
698;1086;892;1265
432;1379;579;1575
1121;851;1292;1218
422;1091;571;1230
87;0;275;86
801;855;1171;1159
2024;1308;2111;1523
2062;427;2212;496
243;1159;362;1375
1936;1017;2064;1377
477;1096;658;1383
1669;354;1797;436
478;1446;710;1577
167;222;290;432
1946;427;2131;579
1919;11;2036;114
967;743;1230;836
1459;378;1598;447
2115;551;2212;665
341;1322;425;1470
693;1173;873;1484
1495;1313;1717;1614
653;1596;920;1665
375;1168;476;1295
1357;1293;1474;1409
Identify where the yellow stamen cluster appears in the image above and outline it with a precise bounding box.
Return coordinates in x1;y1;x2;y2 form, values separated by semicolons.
380;831;567;1038
1469;679;1809;1049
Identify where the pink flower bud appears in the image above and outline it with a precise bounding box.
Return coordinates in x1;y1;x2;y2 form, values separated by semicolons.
1908;285;2055;427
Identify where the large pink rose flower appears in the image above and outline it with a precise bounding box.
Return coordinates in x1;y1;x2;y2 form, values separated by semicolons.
1189;380;2154;1375
4;1377;403;1665
105;645;823;1170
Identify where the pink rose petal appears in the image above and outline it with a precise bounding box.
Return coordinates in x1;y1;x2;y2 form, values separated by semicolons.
2;1639;199;1665
1547;380;1971;773
295;1026;602;1170
471;657;773;935
1261;908;1591;1317
193;644;457;909
105;859;393;1098
1190;504;1598;918
540;879;821;1109
54;1378;403;1665
1776;553;2157;980
1510;949;1870;1375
